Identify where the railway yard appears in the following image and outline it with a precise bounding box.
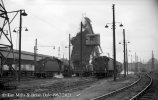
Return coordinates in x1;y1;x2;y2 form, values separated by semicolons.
1;71;158;100
0;74;138;100
1;0;158;100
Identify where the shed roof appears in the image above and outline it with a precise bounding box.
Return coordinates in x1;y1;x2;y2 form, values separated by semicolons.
0;48;56;61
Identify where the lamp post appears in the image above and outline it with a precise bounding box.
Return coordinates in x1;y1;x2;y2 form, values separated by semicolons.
123;29;126;77
65;33;72;75
36;43;56;60
80;22;83;78
34;38;38;75
34;39;56;73
119;29;126;77
125;41;130;75
69;34;71;72
13;27;28;33
13;27;28;75
135;52;138;73
12;9;27;82
105;4;123;81
119;40;130;76
131;55;132;71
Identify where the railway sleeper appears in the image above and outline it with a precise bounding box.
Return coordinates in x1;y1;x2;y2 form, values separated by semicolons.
145;92;153;95
139;96;152;100
138;93;153;100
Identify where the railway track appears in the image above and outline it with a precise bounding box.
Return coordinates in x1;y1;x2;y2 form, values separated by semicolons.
130;73;153;100
0;77;99;100
91;73;152;100
0;75;133;100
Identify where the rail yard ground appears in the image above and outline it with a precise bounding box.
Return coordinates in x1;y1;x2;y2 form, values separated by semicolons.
148;69;158;100
0;73;139;100
54;74;138;100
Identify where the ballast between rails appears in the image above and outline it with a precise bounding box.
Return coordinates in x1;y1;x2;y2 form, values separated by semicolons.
91;75;141;100
129;73;153;100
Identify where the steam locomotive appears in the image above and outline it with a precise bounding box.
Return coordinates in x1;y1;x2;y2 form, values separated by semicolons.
91;56;122;78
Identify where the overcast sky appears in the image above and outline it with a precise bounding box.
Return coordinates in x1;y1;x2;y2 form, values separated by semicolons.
1;0;158;63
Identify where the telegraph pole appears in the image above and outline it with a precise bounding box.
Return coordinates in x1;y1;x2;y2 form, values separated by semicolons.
34;38;37;73
112;4;116;81
137;56;139;72
18;10;22;82
131;55;132;71
58;47;60;58
123;29;126;77
80;22;83;77
126;42;128;75
135;52;137;73
152;50;154;70
69;34;71;73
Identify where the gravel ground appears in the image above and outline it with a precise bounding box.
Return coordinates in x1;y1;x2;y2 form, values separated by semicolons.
0;77;96;100
0;74;138;100
54;74;138;100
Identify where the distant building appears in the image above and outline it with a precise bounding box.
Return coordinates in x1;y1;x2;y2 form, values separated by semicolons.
0;48;60;74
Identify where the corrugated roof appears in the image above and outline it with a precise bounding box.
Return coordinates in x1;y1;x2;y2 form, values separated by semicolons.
0;48;56;61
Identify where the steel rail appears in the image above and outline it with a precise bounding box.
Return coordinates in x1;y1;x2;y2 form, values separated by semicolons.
129;73;153;100
91;74;141;100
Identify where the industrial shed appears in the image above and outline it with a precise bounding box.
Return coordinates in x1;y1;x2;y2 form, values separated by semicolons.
0;48;60;77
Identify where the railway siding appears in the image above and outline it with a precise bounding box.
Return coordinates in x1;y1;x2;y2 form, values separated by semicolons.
92;73;151;100
0;74;138;100
130;73;152;100
54;74;138;100
130;71;158;100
